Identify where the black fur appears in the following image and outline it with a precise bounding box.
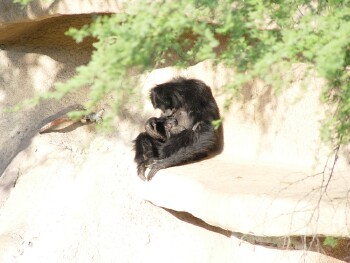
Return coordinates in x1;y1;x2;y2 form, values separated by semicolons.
133;77;222;180
134;114;183;180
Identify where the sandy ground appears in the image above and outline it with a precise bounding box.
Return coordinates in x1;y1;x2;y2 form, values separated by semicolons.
0;119;233;263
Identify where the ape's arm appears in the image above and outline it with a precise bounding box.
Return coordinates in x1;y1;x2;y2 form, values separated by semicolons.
147;121;217;180
144;117;166;141
144;109;176;141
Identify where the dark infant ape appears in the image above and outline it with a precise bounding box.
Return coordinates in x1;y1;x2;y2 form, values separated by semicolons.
133;77;223;181
162;116;187;138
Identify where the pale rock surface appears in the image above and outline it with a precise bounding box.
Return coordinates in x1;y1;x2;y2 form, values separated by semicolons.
139;156;350;237
0;130;233;263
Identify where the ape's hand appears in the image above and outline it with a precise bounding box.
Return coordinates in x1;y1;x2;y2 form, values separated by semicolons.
145;117;166;141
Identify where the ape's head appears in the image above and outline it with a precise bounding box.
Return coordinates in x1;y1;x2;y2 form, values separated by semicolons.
149;77;218;119
150;81;183;112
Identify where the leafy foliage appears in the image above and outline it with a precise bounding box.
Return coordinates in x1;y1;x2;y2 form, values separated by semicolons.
323;236;338;248
13;0;33;5
15;0;350;144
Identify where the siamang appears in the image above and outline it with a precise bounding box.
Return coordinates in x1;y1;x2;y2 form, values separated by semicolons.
133;112;187;180
133;77;223;181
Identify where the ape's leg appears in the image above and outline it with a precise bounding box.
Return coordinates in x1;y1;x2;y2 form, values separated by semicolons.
147;121;218;180
133;132;160;180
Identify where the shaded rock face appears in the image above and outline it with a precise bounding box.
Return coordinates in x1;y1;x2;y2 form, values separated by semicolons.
0;14;95;177
0;14;95;59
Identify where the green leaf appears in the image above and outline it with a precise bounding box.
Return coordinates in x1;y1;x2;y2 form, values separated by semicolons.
323;237;338;248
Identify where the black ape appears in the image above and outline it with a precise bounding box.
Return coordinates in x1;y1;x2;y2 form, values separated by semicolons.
134;77;222;180
134;113;186;180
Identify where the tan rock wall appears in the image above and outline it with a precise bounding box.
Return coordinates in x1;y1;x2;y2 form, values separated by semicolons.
1;0;348;174
0;0;124;23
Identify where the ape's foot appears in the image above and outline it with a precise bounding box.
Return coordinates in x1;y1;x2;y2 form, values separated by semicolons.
147;160;165;181
137;165;147;181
